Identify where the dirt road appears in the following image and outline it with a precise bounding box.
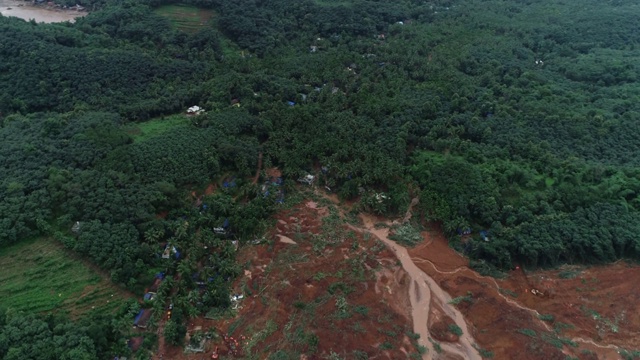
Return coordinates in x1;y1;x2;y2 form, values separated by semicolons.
252;152;263;184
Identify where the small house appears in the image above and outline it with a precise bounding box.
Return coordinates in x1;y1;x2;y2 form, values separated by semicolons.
214;218;230;235
71;221;82;233
298;174;315;185
162;245;180;260
230;293;244;310
147;276;163;293
186;105;205;115
133;309;152;328
223;177;237;188
374;192;388;203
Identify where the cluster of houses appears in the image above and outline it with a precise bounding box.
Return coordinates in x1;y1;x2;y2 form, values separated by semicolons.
457;228;490;242
132;272;165;329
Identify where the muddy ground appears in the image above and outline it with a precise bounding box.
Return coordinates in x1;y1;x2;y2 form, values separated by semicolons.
154;199;423;359
407;221;640;360
152;194;640;359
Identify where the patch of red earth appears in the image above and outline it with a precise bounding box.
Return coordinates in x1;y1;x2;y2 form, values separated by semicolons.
408;224;638;359
264;167;281;179
207;202;420;359
428;298;459;343
152;194;639;360
128;337;144;352
502;262;640;353
153;317;220;360
407;229;568;359
205;183;216;195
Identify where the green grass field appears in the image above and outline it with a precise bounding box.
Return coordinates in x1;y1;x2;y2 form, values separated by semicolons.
126;115;189;142
0;238;131;317
154;4;215;33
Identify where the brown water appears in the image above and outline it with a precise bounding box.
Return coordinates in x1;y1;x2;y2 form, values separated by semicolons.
358;215;481;360
0;0;83;23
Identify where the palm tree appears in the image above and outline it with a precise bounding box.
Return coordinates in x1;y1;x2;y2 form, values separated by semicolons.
177;259;194;279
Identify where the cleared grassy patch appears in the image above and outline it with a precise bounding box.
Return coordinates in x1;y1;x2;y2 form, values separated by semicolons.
313;0;352;7
126;115;189;142
0;238;130;317
154;4;215;33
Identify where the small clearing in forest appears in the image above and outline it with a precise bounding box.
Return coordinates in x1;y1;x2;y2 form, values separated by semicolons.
126;115;189;143
154;4;215;33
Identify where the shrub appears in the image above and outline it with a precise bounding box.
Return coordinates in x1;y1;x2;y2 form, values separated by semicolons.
448;324;463;336
538;314;554;322
517;328;537;338
389;224;423;247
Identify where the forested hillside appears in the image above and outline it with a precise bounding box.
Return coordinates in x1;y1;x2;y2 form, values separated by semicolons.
2;0;640;358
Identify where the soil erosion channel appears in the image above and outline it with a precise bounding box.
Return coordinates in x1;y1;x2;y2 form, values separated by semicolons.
356;214;481;360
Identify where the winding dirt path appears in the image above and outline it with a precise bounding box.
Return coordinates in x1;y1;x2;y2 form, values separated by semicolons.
414;245;629;359
153;321;167;360
411;257;554;331
252;152;263;184
410;254;625;354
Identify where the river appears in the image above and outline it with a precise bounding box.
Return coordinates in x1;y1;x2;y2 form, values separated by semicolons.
0;0;83;23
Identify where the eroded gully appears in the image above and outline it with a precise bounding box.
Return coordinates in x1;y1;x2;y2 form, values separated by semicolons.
352;214;481;360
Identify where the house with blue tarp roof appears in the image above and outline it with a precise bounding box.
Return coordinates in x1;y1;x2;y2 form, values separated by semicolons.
259;175;285;203
223;177;237;188
162;245;180;259
133;309;152;328
214;218;230;235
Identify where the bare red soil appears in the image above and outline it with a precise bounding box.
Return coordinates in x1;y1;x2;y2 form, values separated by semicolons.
205;183;216;195
153;200;422;359
408;223;640;360
152;194;640;360
218;201;421;358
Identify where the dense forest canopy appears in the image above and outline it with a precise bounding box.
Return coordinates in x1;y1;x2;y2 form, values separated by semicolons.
2;0;640;357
